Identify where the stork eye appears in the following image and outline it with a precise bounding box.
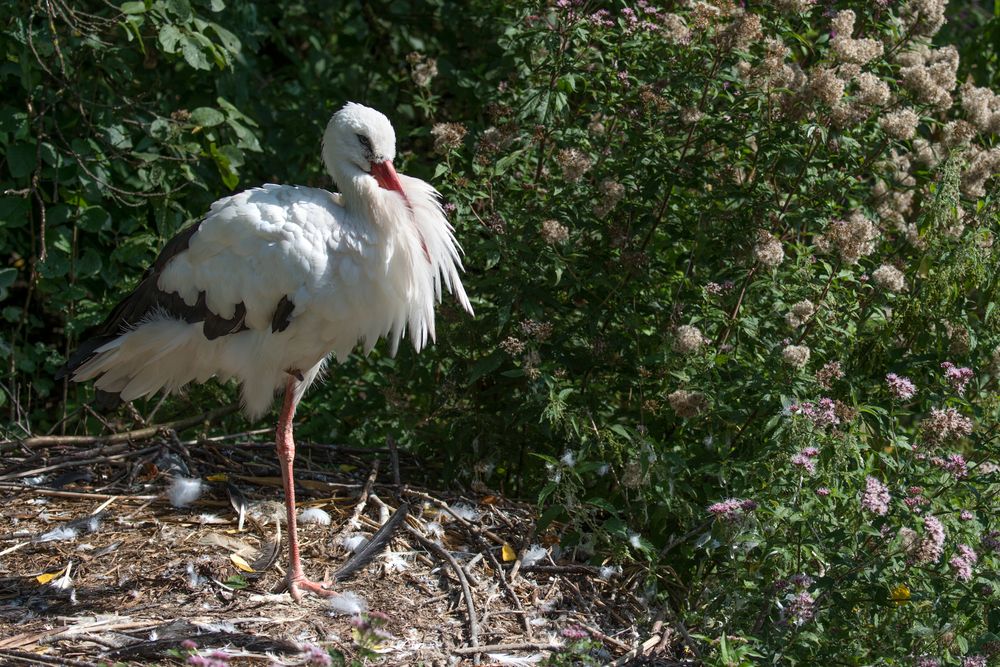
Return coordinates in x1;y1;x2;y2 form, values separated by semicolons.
356;134;373;152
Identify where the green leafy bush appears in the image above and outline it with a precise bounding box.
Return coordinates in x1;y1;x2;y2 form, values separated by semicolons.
3;0;1000;663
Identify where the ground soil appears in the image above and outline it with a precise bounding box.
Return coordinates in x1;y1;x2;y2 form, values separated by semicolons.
0;421;676;666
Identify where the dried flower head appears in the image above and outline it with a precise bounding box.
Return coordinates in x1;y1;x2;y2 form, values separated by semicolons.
540;219;569;245
784;299;816;328
430;122;467;154
407;52;438;87
556;148;592;182
782;344;811;369
668;389;709;418
854;72;891;107
816;361;844;389
880;108;920;140
900;0;948;37
594;179;625;218
808;67;845;106
821;212;878;263
673;325;707;355
754;232;784;268
872;264;906;292
830;10;884;65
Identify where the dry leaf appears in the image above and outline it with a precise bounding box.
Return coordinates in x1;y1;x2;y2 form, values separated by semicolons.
230;553;255;572
36;567;66;584
501;543;517;562
207;473;228;482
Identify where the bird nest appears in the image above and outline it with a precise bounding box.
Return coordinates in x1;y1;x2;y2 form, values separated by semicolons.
0;413;677;666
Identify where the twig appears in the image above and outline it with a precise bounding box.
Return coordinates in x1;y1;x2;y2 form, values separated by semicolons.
0;649;99;667
345;460;379;530
0;485;159;502
0;445;159;481
607;634;663;666
13;404;239;447
407;525;480;663
451;642;559;655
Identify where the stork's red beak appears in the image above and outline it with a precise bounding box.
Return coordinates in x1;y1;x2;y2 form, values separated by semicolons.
370;160;405;195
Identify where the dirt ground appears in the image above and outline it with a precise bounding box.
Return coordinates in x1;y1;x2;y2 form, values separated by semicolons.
0;419;678;666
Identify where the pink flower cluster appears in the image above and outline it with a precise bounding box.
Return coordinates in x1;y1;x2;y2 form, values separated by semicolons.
789;398;839;427
787;591;815;625
904;486;929;511
941;362;974;395
792;447;820;474
949;544;977;582
708;498;757;521
921;407;973;445
860;476;891;515
931;453;968;478
916;515;946;564
885;373;916;400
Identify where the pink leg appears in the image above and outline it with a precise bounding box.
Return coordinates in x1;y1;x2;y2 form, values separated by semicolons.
276;376;336;601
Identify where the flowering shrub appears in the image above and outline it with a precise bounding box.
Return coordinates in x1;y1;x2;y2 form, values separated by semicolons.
416;1;1000;663
3;0;999;663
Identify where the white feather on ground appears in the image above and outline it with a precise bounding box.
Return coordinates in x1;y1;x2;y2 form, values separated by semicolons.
298;507;332;525
328;591;367;616
449;503;479;522
521;545;548;567
340;533;369;553
168;477;203;508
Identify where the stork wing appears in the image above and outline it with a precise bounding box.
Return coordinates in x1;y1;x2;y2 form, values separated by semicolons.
59;184;357;379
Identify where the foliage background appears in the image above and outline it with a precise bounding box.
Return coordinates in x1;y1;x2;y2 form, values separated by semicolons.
2;0;1000;664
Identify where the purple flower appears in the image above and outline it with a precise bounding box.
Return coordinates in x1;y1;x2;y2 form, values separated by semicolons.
962;657;987;667
916;515;946;564
300;644;333;667
791;450;817;474
886;373;916;400
708;498;755;521
914;658;941;667
931;453;968;478
815;487;831;496
561;625;589;640
788;398;839;427
960;510;973;521
941;362;974;395
949;544;978;582
861;476;891;516
787;591;815;625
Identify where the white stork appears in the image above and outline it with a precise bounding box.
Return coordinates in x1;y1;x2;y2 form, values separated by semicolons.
58;103;473;601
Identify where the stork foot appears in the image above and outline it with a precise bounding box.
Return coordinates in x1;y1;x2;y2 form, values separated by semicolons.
286;574;338;602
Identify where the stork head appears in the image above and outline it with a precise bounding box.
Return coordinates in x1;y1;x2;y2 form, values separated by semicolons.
322;102;405;198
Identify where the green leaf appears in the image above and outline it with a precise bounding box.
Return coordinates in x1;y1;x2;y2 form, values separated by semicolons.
208;22;240;54
189;107;225;128
209;143;239;190
180;34;211;70
6;142;37;178
0;197;30;228
158;24;182;53
77;249;102;277
120;1;147;14
0;268;17;289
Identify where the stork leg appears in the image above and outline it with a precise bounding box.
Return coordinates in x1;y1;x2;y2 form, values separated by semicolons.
276;376;337;601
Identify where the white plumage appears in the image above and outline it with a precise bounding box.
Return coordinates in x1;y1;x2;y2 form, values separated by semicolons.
69;105;470;418
61;102;472;601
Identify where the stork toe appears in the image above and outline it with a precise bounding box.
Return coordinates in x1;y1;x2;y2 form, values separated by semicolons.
287;575;338;602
